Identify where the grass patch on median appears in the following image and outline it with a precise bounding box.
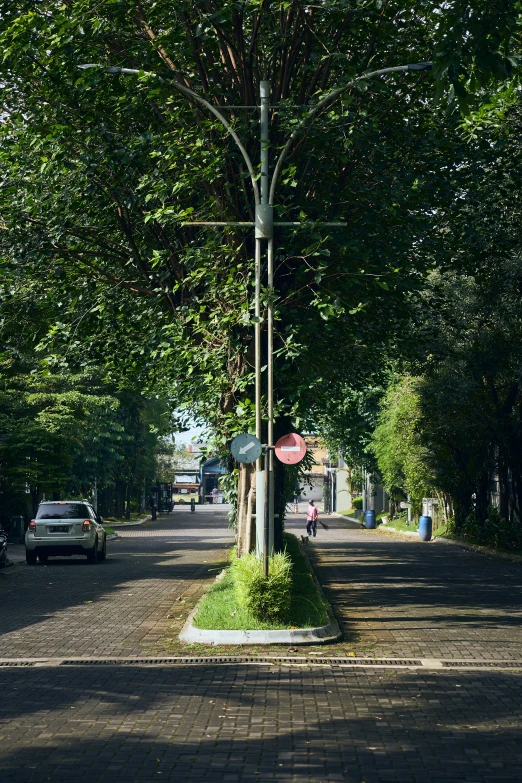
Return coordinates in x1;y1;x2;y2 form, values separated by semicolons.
193;532;329;631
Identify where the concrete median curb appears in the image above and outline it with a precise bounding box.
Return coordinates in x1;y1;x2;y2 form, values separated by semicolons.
103;515;152;529
179;623;341;645
179;541;342;646
179;608;341;646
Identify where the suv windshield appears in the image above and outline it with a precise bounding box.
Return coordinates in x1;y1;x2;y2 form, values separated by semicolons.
36;503;91;520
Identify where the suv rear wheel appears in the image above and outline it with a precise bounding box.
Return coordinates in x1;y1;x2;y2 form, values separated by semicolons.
38;553;49;563
98;535;107;561
86;538;98;564
26;550;37;565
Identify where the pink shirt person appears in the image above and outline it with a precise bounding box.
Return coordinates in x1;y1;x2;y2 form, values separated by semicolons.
306;501;318;537
307;502;318;522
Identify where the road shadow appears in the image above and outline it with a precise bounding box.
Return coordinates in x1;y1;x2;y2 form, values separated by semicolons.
0;513;232;647
285;518;522;653
1;664;521;782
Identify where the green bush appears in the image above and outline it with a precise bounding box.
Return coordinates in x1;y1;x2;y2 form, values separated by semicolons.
461;507;522;552
231;551;292;622
352;495;363;510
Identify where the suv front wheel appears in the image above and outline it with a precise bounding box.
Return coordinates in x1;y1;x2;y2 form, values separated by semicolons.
86;538;98;564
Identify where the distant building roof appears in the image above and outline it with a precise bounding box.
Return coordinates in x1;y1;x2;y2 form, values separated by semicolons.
186;442;206;453
202;456;227;474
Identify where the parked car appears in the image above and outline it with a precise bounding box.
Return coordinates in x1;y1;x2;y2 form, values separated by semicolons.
25;501;107;565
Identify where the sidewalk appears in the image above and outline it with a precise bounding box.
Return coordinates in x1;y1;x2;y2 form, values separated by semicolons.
285;512;522;661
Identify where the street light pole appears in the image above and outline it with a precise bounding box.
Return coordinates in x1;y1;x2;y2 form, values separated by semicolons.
259;80;272;575
78;60;432;576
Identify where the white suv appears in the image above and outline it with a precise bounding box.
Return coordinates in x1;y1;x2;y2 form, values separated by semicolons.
25;501;107;565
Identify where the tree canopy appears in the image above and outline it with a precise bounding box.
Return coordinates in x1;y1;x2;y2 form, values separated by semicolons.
1;1;521;539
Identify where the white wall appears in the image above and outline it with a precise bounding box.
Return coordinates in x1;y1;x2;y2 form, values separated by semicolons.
299;475;324;502
335;468;352;512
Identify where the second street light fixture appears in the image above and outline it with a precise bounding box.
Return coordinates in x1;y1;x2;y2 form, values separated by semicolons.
78;59;432;576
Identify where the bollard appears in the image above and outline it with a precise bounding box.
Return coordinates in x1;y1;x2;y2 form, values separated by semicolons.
190;498;196;512
418;515;432;541
365;509;376;529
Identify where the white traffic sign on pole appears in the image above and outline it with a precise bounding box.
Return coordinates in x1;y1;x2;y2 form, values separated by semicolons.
275;433;307;465
230;433;263;464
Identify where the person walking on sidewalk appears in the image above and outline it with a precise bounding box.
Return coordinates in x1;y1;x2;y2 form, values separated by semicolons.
306;500;318;537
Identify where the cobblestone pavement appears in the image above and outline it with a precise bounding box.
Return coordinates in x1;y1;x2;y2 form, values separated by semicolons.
2;663;522;782
285;514;522;660
0;507;232;658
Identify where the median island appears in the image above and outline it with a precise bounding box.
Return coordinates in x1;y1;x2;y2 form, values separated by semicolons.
179;533;341;645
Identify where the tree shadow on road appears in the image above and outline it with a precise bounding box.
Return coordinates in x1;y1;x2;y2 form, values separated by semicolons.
1;664;521;782
0;514;232;651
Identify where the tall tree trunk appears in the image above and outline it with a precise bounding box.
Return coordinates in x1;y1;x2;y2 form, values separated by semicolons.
115;480;126;518
236;462;256;556
498;450;510;521
125;482;132;520
476;471;490;530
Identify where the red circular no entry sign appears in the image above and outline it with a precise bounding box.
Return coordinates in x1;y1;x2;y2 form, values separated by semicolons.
275;433;307;465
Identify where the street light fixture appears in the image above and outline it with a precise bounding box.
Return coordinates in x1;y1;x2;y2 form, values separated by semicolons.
78;59;432;575
406;62;433;71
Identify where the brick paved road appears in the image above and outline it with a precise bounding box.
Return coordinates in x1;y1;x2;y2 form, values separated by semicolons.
2;663;522;782
0;507;232;658
2;507;522;781
285;514;522;660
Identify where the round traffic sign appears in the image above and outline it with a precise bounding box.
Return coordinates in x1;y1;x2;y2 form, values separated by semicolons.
230;433;263;464
275;433;307;465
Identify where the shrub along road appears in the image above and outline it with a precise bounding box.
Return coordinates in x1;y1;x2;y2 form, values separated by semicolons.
1;507;522;781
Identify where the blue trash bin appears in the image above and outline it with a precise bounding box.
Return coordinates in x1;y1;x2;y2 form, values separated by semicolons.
419;515;432;541
365;510;376;529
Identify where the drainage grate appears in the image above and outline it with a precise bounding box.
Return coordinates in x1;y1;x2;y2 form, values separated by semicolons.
3;657;521;669
311;658;421;667
59;656;421;667
61;657;258;666
0;661;37;668
442;660;522;669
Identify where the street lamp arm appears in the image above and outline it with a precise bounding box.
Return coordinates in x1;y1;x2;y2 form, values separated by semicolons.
78;65;260;205
269;63;430;205
169;78;261;206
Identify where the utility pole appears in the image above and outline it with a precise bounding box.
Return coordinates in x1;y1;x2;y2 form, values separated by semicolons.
78;60;432;575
